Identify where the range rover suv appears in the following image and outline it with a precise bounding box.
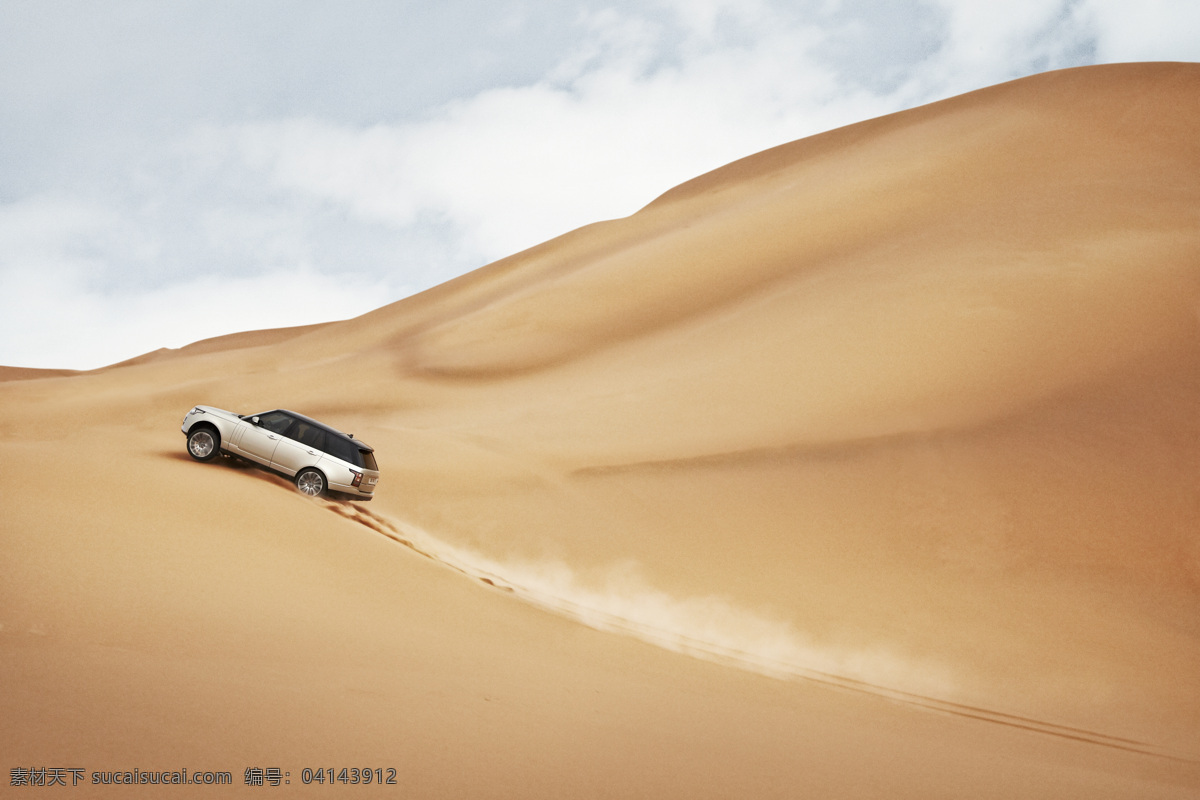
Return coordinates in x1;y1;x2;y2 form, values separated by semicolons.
181;406;379;499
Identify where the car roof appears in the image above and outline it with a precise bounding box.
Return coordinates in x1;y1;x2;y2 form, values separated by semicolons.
269;409;374;452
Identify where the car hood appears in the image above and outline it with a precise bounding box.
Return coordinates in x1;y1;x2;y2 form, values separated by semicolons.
194;405;245;424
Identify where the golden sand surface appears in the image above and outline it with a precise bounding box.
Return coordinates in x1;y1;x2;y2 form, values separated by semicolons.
2;63;1199;797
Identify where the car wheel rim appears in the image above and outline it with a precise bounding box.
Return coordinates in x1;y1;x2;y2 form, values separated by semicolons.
298;472;323;496
190;431;214;457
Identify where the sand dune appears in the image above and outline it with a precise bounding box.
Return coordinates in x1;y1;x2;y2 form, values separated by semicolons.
3;63;1199;796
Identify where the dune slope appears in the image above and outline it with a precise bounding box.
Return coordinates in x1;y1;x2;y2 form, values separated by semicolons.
3;63;1199;797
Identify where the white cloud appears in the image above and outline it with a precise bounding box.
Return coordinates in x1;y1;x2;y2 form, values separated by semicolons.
650;0;773;39
202;6;888;266
1;264;396;371
1079;0;1200;61
4;0;1199;369
0;196;398;369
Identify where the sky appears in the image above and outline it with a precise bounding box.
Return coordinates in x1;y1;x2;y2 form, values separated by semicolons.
2;0;1198;370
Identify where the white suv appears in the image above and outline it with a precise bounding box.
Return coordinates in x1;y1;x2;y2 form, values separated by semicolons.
182;406;380;499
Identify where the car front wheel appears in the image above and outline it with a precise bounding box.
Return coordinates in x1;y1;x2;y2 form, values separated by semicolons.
186;427;220;462
295;468;326;497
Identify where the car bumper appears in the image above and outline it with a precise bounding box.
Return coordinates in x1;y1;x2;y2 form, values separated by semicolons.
330;484;376;499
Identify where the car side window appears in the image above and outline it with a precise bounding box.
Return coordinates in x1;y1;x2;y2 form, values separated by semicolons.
295;422;327;451
257;411;295;435
323;436;362;467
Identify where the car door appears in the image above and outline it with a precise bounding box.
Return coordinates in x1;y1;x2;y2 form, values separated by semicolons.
236;410;295;465
269;420;327;477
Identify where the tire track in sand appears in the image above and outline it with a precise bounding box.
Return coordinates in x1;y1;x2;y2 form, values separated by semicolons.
316;497;1196;764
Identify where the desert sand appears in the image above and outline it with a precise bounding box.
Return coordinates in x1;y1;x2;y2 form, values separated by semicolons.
2;63;1198;797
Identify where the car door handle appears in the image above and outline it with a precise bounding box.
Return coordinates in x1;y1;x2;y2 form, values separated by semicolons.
307;450;317;455
267;435;277;440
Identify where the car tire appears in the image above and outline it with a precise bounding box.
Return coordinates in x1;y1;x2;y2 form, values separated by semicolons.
295;468;326;497
186;426;220;462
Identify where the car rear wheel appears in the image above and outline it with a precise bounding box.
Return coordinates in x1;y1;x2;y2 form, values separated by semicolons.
295;468;326;497
187;427;220;461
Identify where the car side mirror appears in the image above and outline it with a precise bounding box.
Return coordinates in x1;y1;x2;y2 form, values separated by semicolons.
251;416;261;425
